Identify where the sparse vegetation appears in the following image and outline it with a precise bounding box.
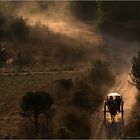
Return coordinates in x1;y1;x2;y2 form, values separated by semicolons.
0;1;135;139
64;111;91;139
90;60;115;88
58;78;72;90
73;89;91;109
126;94;140;137
0;12;100;72
72;60;115;111
126;52;140;137
20;91;53;135
49;59;114;138
10;17;29;41
130;52;140;90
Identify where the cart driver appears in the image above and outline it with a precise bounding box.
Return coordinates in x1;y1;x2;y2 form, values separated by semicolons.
115;96;122;112
107;96;114;111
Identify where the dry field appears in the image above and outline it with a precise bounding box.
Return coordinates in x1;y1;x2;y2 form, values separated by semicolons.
0;71;80;138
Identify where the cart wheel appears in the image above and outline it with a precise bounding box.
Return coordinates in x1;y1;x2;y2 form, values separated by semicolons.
104;102;106;118
121;102;124;118
121;111;124;118
104;110;106;117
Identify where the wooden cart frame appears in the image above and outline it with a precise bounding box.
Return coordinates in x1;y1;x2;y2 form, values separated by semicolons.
104;93;124;118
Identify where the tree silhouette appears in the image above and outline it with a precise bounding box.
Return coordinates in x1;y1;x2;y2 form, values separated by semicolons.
130;52;140;90
10;17;29;41
20;91;54;134
90;60;115;88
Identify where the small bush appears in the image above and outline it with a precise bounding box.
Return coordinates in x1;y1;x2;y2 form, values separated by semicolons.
90;59;115;88
65;111;90;139
73;89;92;109
10;17;29;41
59;78;73;89
137;94;140;103
58;127;72;139
15;52;33;71
0;13;7;41
20;91;54;135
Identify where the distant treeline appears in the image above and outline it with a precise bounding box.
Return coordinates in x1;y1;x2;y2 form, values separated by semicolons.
1;1;140;24
71;1;140;23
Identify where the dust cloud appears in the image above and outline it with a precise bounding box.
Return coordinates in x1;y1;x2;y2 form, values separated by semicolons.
15;1;139;121
105;35;140;122
10;0;140;132
14;1;102;46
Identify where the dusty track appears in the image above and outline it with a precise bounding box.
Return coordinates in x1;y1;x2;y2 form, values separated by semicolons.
18;9;138;138
0;69;87;76
91;72;137;139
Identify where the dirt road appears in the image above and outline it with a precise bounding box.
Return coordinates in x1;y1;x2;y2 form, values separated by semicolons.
0;69;87;76
17;8;139;138
89;30;140;138
91;69;137;139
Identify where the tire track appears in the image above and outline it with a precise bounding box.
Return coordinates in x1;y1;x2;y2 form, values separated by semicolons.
0;69;88;76
91;72;136;139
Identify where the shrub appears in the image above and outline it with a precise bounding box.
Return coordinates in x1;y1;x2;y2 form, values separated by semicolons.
130;52;140;91
90;59;115;88
65;111;90;139
10;17;29;41
15;52;33;71
0;13;7;41
58;127;72;139
58;78;73;89
73;89;92;109
20;91;54;134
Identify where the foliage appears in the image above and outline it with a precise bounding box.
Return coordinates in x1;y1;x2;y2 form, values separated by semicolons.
72;59;114;111
72;1;140;25
71;1;97;21
57;127;72;139
0;13;8;41
0;48;8;66
58;78;72;89
37;1;49;10
20;91;53;134
10;17;29;41
73;89;91;109
0;13;29;41
137;94;140;103
15;52;33;71
65;111;90;139
90;60;115;88
96;1;140;26
130;52;140;91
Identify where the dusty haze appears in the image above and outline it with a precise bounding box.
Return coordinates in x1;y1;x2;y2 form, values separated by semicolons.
14;1;139;122
1;1;139;138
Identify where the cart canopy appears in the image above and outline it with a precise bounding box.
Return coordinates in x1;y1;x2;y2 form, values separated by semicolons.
107;92;121;97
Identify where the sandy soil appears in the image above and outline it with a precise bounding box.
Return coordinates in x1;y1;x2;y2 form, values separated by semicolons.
91;72;137;139
7;7;140;138
90;33;139;138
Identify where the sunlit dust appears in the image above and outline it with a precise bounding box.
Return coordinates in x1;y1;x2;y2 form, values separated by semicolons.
15;1;103;46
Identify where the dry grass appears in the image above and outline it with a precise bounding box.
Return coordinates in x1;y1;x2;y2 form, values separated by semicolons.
0;14;102;72
126;94;140;137
0;72;77;138
0;63;113;138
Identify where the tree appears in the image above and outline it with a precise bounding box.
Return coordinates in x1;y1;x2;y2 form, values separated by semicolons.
96;2;140;27
0;13;7;41
71;1;97;21
65;111;90;138
20;91;54;134
15;52;33;72
90;60;115;88
130;52;140;90
10;17;29;41
73;89;91;109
